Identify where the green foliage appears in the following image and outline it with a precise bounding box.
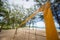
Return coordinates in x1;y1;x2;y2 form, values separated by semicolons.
2;25;11;30
0;0;3;7
0;22;5;26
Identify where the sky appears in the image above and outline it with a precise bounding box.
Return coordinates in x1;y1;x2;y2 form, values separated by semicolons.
0;17;4;22
0;17;4;20
3;0;56;9
8;0;37;8
35;21;59;28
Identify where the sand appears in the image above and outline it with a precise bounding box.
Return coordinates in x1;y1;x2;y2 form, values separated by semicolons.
0;28;60;40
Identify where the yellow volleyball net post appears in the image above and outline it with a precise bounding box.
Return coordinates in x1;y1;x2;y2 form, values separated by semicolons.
43;2;59;40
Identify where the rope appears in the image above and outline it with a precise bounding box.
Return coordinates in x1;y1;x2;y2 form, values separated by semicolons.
28;22;30;40
35;27;37;40
23;28;26;40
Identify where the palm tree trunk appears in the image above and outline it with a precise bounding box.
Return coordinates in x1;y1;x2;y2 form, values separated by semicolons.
12;23;14;29
0;25;3;32
12;18;15;29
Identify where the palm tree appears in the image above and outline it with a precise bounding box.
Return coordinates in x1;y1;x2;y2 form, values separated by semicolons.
0;0;6;32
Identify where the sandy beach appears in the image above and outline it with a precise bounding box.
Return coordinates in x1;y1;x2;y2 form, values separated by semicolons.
0;28;60;40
